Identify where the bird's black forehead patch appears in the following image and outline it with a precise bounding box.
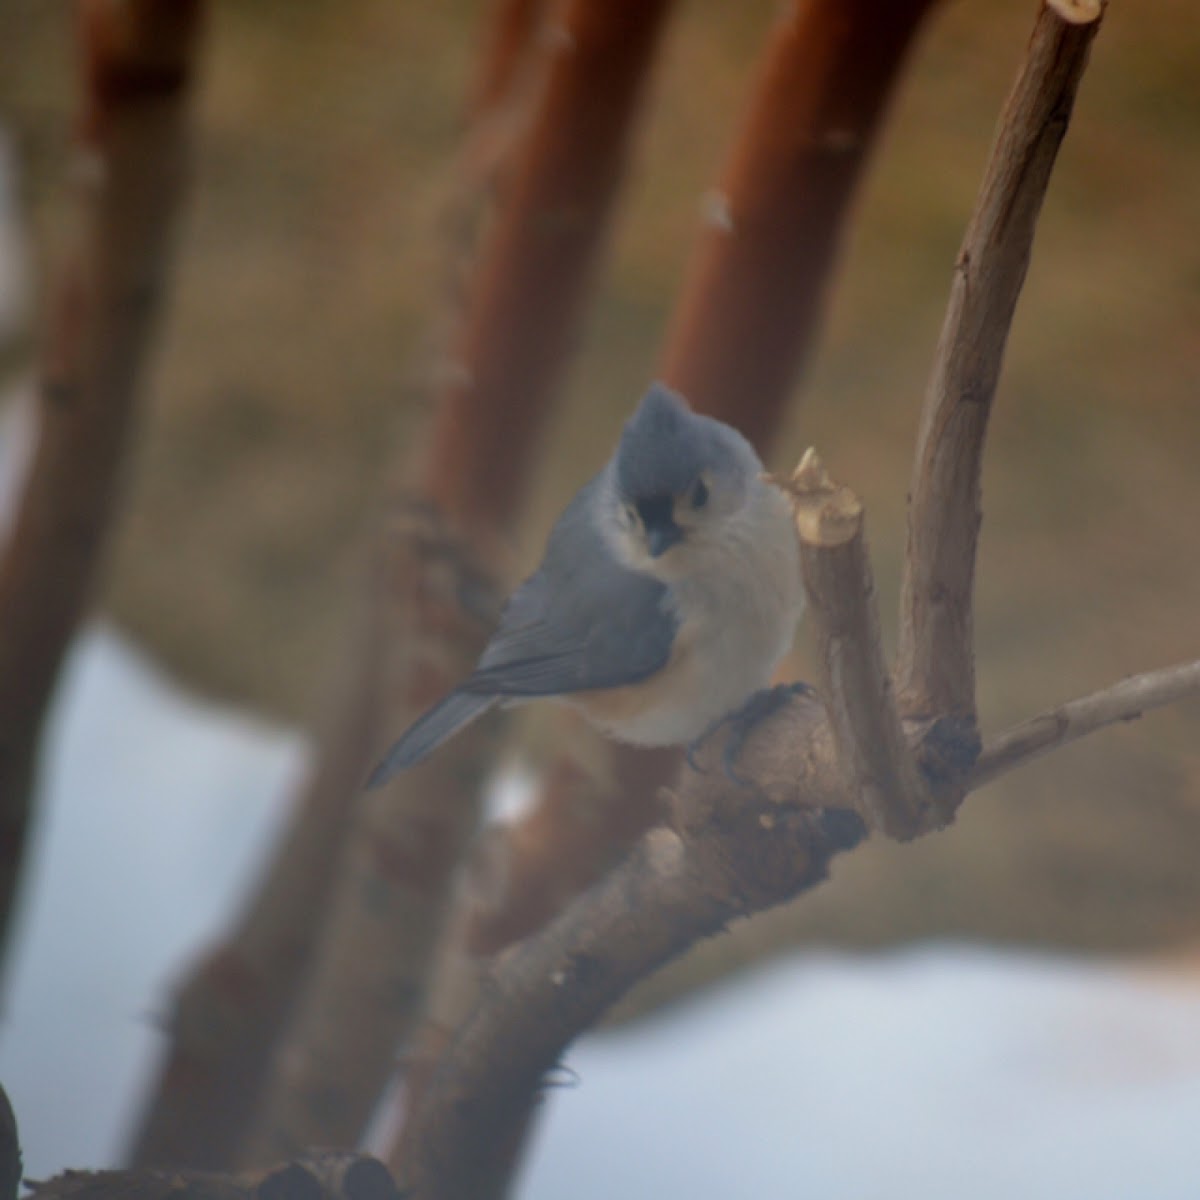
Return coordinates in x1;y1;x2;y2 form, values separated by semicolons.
615;383;726;501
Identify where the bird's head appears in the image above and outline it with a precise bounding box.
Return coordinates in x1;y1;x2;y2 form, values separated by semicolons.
608;384;762;567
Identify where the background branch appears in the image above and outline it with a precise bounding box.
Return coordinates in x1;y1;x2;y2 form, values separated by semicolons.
0;0;204;985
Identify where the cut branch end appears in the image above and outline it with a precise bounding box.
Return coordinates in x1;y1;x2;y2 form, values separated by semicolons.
783;448;862;547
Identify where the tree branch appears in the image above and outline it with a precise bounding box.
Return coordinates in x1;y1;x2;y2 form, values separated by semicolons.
895;0;1105;722
788;450;931;838
973;659;1200;788
0;0;204;985
421;0;675;541
397;696;867;1200
660;0;939;452
26;1154;400;1200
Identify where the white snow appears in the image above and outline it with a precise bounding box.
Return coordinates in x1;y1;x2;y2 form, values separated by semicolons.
520;947;1200;1200
0;627;302;1178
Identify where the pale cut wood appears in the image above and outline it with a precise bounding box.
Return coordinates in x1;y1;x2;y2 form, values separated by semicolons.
973;659;1200;787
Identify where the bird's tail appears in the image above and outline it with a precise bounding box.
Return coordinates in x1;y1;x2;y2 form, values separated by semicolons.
366;690;498;788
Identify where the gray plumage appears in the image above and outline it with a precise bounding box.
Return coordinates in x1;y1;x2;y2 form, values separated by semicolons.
368;383;804;785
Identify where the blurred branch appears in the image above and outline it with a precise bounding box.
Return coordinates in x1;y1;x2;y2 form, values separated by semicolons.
129;502;500;1169
26;1153;400;1200
973;659;1200;787
661;0;938;451
467;0;550;120
235;511;501;1165
421;0;675;542
0;0;203;982
895;0;1105;722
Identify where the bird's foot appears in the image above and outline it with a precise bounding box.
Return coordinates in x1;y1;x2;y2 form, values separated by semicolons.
686;681;815;787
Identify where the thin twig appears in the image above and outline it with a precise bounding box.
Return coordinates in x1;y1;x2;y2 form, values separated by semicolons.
660;0;939;452
398;693;866;1200
894;0;1106;722
26;1153;400;1200
973;659;1200;788
422;0;676;541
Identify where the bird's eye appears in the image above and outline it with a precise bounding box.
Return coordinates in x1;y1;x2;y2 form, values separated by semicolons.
690;478;709;509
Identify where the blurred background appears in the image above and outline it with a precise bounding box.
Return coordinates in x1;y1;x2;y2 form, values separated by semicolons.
1;0;1199;1187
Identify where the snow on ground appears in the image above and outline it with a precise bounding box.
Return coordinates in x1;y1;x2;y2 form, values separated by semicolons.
521;947;1200;1200
0;627;303;1177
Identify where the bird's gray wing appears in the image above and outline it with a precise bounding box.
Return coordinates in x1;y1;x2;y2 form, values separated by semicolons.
463;476;678;697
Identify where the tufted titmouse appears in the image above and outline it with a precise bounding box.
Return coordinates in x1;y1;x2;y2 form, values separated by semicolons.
368;384;804;785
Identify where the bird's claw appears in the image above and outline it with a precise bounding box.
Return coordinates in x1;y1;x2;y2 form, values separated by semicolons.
686;681;815;788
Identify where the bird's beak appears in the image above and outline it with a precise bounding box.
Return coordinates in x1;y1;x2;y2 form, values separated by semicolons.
646;520;684;558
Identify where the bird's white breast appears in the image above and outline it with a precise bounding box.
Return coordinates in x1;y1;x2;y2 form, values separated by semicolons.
574;481;803;746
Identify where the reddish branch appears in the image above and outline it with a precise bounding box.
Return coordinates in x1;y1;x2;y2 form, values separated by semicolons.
0;0;204;974
661;0;938;450
895;0;1105;722
235;511;500;1165
422;0;675;541
467;0;550;120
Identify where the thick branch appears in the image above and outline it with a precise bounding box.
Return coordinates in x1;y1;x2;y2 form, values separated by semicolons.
0;0;203;983
973;658;1200;787
397;694;867;1200
895;0;1105;721
26;1154;400;1200
789;451;930;837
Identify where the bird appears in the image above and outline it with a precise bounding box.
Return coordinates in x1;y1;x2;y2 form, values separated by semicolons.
367;383;804;786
